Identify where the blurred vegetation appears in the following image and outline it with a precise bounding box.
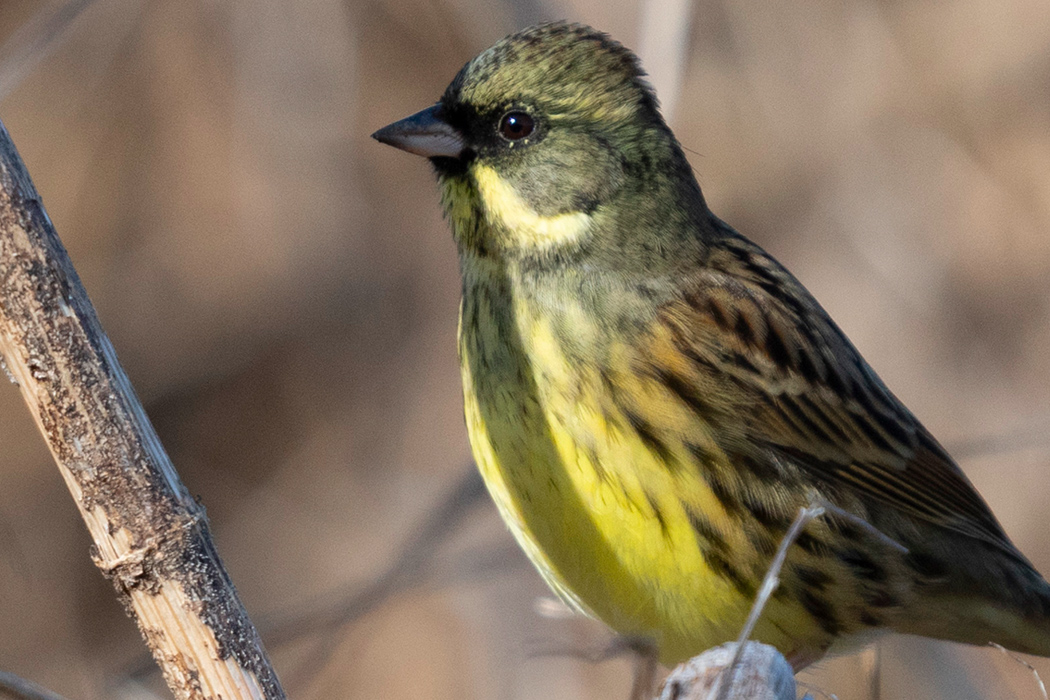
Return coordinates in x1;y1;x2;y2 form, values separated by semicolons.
0;0;1048;698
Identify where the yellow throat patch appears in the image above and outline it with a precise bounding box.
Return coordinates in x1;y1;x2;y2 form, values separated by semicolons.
472;164;593;252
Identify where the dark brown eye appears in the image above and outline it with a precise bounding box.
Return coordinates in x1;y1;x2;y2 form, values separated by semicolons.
498;111;534;141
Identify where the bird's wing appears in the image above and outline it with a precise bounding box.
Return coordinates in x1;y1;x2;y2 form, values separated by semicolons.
653;231;1015;552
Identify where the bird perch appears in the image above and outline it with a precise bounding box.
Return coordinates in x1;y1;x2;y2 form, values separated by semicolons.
0;119;285;699
657;642;798;700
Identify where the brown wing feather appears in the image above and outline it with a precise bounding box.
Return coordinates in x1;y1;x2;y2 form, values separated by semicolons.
659;230;1015;552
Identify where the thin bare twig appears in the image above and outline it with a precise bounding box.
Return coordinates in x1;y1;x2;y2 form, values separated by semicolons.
991;642;1049;700
707;497;905;700
119;467;496;690
265;466;487;647
274;467;488;689
0;671;73;700
0;0;100;102
814;499;908;554
712;505;825;700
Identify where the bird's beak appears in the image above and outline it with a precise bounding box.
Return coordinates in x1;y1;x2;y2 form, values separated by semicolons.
371;105;467;159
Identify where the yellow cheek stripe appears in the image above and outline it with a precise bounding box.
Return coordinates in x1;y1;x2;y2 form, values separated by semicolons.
473;164;593;249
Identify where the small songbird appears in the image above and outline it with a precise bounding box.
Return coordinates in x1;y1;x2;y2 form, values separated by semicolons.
372;22;1050;670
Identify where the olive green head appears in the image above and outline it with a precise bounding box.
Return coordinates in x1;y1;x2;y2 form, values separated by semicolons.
444;22;657;136
373;22;710;266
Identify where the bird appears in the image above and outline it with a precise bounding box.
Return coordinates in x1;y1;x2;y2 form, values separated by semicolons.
372;21;1050;671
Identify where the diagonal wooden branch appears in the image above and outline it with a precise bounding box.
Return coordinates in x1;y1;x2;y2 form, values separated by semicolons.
0;119;285;699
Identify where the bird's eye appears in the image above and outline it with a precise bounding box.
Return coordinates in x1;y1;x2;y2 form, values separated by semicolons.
498;111;535;141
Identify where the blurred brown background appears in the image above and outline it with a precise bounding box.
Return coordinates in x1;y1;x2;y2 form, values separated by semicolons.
0;0;1048;698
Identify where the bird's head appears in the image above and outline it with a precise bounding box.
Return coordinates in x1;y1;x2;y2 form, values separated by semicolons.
373;22;707;267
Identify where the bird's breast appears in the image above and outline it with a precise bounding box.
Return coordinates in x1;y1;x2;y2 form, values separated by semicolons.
454;262;785;650
456;264;609;613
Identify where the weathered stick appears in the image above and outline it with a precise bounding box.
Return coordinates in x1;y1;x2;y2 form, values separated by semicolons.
0;120;285;699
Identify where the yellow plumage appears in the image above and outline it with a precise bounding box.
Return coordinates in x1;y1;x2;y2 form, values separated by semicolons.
456;170;824;662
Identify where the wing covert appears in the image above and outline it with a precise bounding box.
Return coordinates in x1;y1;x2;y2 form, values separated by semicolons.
653;233;1014;552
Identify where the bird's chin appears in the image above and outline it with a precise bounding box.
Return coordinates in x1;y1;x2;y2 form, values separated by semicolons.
430;152;474;176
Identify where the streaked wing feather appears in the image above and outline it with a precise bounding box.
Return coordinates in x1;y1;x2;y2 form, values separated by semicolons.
659;231;1014;552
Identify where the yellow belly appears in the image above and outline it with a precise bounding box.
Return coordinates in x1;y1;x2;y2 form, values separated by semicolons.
457;273;824;663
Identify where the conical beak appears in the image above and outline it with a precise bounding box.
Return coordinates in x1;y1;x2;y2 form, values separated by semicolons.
371;105;466;159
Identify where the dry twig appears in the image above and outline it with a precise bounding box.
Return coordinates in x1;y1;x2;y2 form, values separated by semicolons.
711;505;825;700
657;498;906;700
991;642;1049;700
0;670;73;700
0;120;284;699
264;466;487;648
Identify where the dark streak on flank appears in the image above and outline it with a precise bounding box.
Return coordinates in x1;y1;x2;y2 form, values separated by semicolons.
644;490;670;539
794;565;833;592
746;527;778;558
586;445;611;486
684;504;728;555
685;440;720;468
742;490;793;529
837;548;887;583
706;548;756;597
799;589;841;636
656;366;720;424
735;452;786;485
598;366;618;397
795;531;831;557
706;473;744;519
683;504;755;594
623;408;677;468
825;517;863;542
863;588;900;609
